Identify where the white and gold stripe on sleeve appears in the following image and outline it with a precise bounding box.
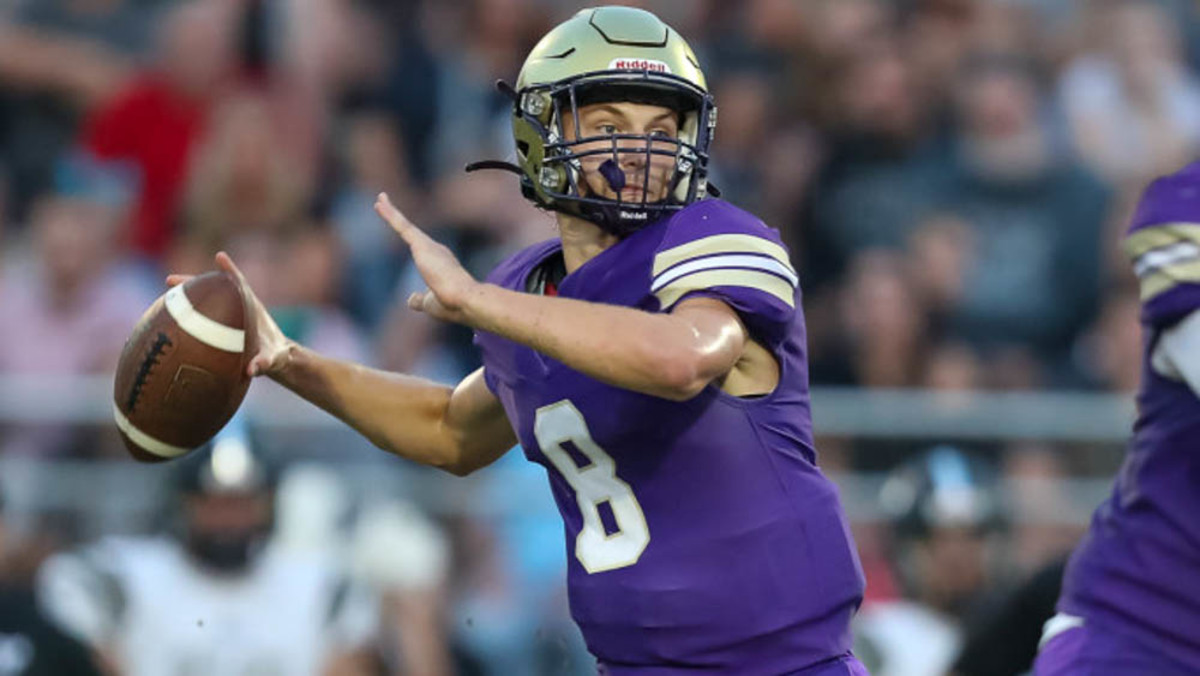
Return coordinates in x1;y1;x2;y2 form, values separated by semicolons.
1125;223;1200;301
651;234;799;308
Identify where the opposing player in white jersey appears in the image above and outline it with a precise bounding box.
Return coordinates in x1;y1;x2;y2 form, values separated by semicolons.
37;439;379;676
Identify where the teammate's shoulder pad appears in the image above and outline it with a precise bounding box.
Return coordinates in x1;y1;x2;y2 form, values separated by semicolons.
1129;162;1200;235
1125;163;1200;324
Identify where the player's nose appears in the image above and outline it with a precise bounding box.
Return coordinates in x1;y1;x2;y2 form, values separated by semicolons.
616;143;648;169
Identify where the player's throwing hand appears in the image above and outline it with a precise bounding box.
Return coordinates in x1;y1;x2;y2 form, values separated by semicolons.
374;192;481;324
167;252;292;378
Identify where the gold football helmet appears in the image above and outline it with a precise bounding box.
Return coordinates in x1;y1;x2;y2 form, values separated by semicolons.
467;6;717;235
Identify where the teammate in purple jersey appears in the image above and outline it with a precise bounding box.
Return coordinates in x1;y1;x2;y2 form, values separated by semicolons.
1035;162;1200;675
166;6;866;674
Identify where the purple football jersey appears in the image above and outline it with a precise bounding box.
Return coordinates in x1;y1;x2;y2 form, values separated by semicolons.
1035;620;1193;676
1056;162;1200;670
475;199;865;673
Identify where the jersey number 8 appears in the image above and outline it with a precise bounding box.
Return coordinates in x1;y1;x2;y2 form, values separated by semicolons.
535;400;650;573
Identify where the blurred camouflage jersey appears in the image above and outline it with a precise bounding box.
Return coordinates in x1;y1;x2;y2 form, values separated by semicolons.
475;199;865;673
1057;162;1200;670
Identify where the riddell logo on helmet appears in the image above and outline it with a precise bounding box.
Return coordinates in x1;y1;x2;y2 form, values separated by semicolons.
609;58;672;74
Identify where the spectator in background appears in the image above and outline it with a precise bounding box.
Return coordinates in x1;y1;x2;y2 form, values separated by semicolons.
329;110;420;331
856;445;1007;676
814;250;930;388
182;90;310;254
0;0;148;220
933;54;1111;384
802;33;942;293
0;181;151;456
80;0;237;260
1072;290;1142;390
902;0;976;121
12;0;158;57
1000;444;1082;573
707;69;775;216
922;341;985;394
1060;0;1200;188
226;228;370;367
705;64;823;231
272;227;370;364
429;0;545;178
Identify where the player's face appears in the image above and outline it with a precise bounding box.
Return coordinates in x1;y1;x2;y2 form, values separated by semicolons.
183;492;272;572
564;101;681;204
186;493;271;533
914;526;989;613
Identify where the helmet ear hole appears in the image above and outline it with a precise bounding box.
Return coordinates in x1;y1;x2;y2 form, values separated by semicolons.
540;166;567;192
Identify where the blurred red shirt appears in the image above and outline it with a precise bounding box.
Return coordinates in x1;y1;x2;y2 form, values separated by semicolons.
82;75;208;258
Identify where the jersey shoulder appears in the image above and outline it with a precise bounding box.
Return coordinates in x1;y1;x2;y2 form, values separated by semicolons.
1124;163;1200;327
484;238;562;291
651;199;799;343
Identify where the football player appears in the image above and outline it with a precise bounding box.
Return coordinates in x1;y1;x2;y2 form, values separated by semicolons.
1035;164;1200;674
857;446;1004;676
37;438;379;675
173;7;867;674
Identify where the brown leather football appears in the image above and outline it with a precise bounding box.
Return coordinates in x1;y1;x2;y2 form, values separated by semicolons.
112;272;256;463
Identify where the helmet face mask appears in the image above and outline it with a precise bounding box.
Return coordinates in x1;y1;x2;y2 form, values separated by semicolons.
526;71;715;235
470;7;717;236
173;437;276;574
183;492;272;574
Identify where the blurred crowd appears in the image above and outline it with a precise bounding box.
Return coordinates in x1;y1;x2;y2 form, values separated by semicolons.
0;0;1194;674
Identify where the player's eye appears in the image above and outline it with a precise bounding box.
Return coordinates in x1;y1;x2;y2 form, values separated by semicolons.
598;124;619;135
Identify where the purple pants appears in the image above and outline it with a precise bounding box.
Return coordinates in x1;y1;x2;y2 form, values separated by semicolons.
1035;618;1191;675
597;653;869;676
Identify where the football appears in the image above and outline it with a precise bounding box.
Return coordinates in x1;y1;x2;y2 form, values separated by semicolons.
112;272;256;463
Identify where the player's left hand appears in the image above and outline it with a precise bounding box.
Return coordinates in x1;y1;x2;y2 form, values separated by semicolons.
375;192;480;325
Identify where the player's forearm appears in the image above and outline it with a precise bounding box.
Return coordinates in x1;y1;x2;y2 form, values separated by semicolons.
463;284;713;400
270;345;462;471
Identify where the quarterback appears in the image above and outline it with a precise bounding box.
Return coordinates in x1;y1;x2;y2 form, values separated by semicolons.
176;7;866;674
1036;163;1200;674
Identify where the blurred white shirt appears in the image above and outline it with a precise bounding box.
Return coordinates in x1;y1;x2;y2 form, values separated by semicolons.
855;600;961;676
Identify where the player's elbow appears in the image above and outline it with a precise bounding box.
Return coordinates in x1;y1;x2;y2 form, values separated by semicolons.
440;461;475;477
428;441;480;477
654;353;711;401
441;453;483;477
436;431;493;477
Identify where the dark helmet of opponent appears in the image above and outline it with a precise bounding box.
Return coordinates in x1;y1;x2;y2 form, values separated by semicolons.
467;6;717;237
879;445;1005;540
173;436;277;574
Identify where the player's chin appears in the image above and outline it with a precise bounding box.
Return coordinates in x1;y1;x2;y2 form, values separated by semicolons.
606;188;668;204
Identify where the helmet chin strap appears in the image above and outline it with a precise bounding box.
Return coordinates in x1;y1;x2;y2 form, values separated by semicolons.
463;159;523;175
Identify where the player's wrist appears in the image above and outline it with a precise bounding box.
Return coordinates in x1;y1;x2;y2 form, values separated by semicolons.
267;341;303;382
458;282;496;327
